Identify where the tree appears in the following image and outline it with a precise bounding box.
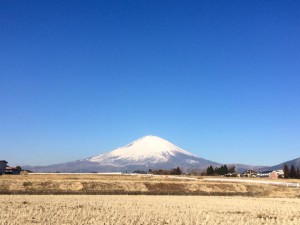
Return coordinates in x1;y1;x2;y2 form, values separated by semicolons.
296;167;300;179
209;165;231;176
283;164;289;178
206;166;214;176
16;166;22;171
223;165;229;175
228;166;236;173
133;170;147;174
290;164;296;178
216;165;229;175
175;167;182;175
170;167;182;175
214;167;219;175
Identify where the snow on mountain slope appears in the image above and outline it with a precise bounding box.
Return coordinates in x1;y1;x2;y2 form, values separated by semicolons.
88;135;197;165
23;135;220;172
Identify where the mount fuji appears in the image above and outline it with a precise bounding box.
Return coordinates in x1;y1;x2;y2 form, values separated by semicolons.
24;135;220;172
87;135;217;168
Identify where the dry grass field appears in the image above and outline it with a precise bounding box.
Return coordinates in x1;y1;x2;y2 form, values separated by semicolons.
1;174;300;224
0;174;299;197
1;195;300;225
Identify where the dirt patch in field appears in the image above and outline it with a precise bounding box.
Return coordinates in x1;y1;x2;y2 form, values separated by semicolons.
59;182;83;191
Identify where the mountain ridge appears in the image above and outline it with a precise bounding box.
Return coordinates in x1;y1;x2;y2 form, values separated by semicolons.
23;135;219;172
22;135;298;173
266;157;300;171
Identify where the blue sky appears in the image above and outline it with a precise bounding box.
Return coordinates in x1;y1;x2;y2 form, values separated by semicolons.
1;0;300;166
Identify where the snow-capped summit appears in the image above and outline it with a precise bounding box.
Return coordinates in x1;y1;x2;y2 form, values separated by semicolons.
89;135;196;164
83;135;218;171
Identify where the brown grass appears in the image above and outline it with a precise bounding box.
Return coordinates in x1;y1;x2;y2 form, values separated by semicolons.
1;195;300;224
0;174;299;197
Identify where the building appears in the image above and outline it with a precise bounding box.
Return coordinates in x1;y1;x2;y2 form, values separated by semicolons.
5;166;20;175
269;171;278;179
257;171;272;178
0;160;8;175
275;169;284;178
243;170;258;177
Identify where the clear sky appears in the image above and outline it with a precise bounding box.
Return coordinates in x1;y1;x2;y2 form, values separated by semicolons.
1;0;300;166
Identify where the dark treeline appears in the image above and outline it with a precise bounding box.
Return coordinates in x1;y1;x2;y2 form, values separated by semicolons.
149;167;183;175
206;165;235;176
133;167;183;175
132;169;148;174
283;164;300;179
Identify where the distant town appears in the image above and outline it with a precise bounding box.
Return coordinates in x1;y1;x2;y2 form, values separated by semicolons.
1;159;299;180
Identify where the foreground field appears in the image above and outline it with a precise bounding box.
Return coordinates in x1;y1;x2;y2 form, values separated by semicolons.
1;195;300;225
0;174;299;197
